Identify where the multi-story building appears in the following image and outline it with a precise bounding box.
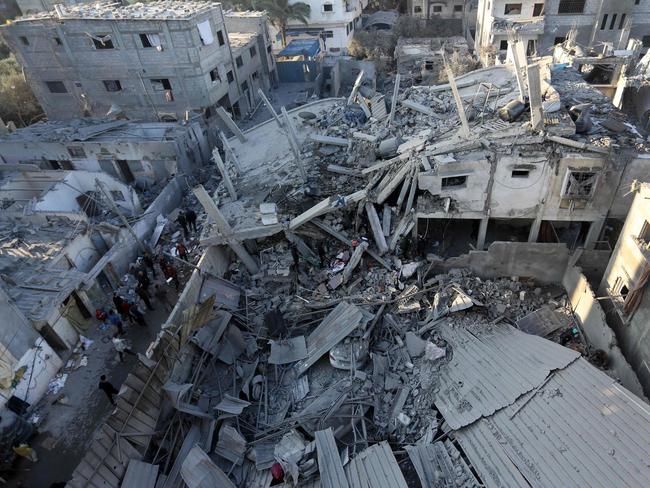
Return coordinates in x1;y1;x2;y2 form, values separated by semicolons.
598;182;650;395
408;0;467;19
0;1;273;122
280;0;368;54
474;0;650;65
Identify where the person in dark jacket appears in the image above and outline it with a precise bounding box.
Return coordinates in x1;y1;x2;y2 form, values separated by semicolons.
177;211;189;238
185;209;198;233
135;283;154;310
142;251;156;278
129;304;148;327
137;271;151;291
99;375;119;405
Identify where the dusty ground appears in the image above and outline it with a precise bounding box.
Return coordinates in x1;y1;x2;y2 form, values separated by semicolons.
2;268;188;487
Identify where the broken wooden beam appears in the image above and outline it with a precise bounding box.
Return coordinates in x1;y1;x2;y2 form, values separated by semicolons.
289;190;367;230
342;241;368;284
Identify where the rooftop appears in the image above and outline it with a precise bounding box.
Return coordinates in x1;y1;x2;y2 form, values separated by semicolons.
224;9;265;18
0;118;196;143
228;32;257;49
15;0;219;22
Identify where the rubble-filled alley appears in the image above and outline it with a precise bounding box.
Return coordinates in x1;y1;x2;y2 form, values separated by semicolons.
60;55;650;488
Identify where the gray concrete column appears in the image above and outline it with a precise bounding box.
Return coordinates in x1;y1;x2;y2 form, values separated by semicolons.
528;216;542;243
584;218;606;250
477;217;489;250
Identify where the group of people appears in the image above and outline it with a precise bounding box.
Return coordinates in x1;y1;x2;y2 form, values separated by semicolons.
95;209;201;407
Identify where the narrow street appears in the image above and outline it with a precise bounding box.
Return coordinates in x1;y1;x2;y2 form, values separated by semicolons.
4;272;185;488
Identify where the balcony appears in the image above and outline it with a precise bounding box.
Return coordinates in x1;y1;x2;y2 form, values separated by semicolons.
492;17;545;36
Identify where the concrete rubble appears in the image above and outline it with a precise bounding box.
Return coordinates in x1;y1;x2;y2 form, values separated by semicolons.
60;55;650;487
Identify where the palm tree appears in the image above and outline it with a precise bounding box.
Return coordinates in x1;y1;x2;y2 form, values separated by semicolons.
256;0;311;47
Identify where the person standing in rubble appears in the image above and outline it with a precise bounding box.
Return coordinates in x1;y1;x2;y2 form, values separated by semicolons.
176;241;189;261
98;375;119;405
128;303;148;327
176;211;189;239
107;310;125;335
135;283;154;311
142;251;156;278
137;270;151;291
185;208;198;233
112;292;124;311
316;241;327;268
163;263;180;292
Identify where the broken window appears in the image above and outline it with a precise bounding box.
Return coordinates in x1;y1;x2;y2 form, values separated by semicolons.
533;3;544;16
103;80;122;92
217;30;225;46
49;159;73;170
210;67;221;83
512;169;530;178
227;70;234;83
323;3;333;11
236;56;243;68
441;175;468;188
249;46;257;57
454;5;463;12
557;0;585;14
554;36;566;45
562;171;598;199
414;6;422;12
504;3;522;14
139;33;161;48
499;40;508;51
19;36;29;46
150;78;172;91
241;80;249;92
67;146;86;158
46;81;67;93
644;36;650;48
91;34;114;49
432;5;442;12
618;13;626;30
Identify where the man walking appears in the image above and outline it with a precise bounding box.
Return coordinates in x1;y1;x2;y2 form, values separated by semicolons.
129;303;148;327
135;283;154;311
176;211;189;239
176;241;188;262
99;375;119;405
185;209;198;233
142;251;157;278
137;271;151;291
163;263;180;292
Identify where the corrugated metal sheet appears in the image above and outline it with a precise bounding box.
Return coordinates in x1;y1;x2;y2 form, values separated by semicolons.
180;445;236;488
295;302;364;376
455;358;650;488
345;442;408;488
199;276;241;310
406;441;479;487
121;460;159;488
516;305;570;337
315;428;350;488
434;323;580;429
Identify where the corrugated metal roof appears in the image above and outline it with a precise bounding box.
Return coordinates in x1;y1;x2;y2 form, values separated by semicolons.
121;460;159;488
344;442;408;488
434;323;580;429
406;441;480;487
455;358;650;488
315;428;350;488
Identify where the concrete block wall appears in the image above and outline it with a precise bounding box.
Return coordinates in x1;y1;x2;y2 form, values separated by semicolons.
563;264;646;398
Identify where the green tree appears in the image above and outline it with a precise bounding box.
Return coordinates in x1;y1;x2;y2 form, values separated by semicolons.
255;0;311;47
0;55;44;127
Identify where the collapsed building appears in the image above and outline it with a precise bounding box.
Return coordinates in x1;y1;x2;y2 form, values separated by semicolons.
0;118;210;187
0;1;276;123
63;59;650;487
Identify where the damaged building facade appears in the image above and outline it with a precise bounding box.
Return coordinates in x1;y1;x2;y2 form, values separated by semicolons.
0;1;275;122
408;0;467;19
474;0;650;64
0;118;210;187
